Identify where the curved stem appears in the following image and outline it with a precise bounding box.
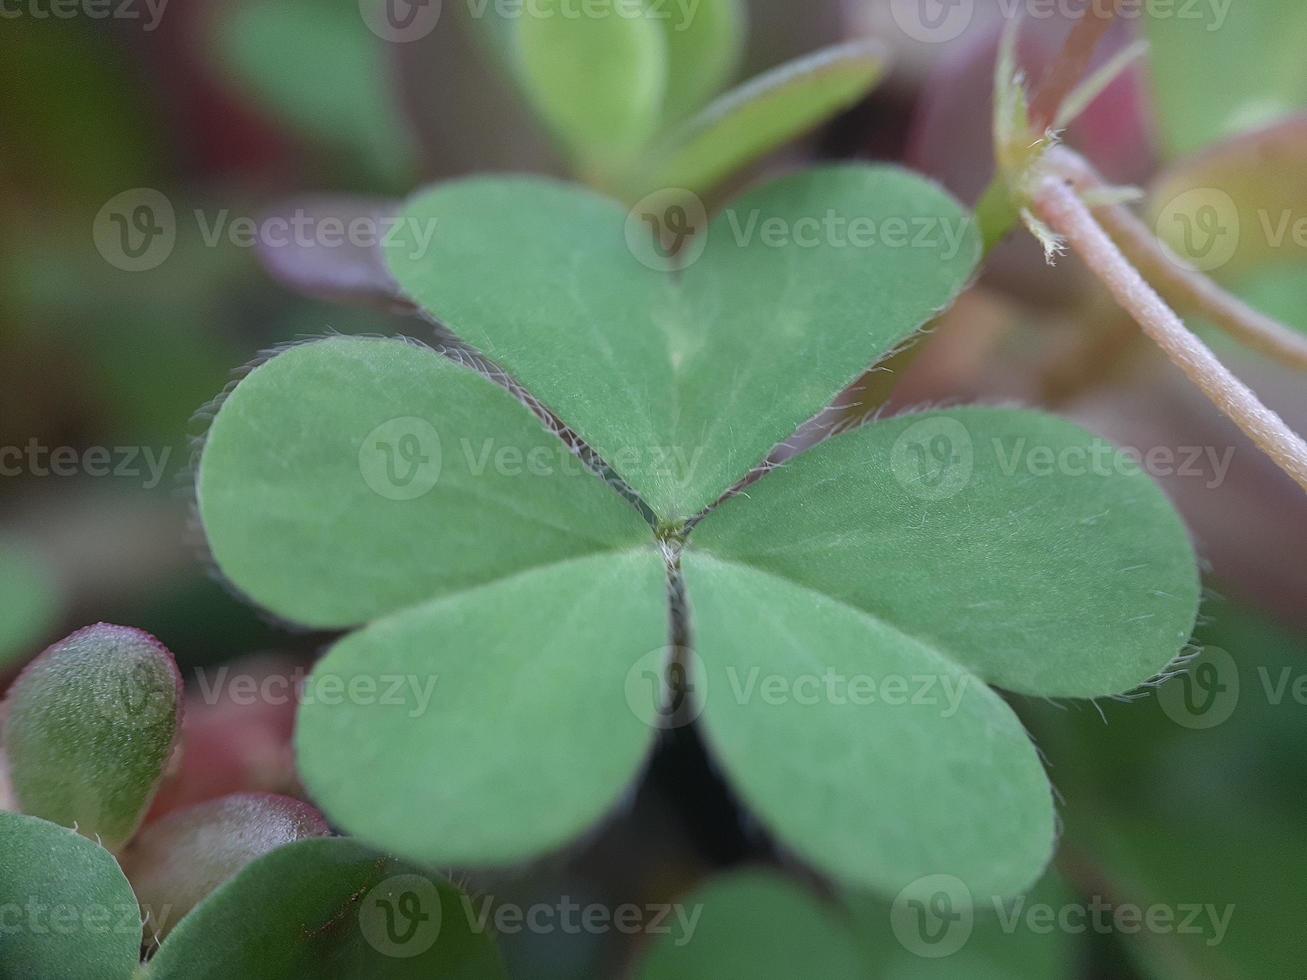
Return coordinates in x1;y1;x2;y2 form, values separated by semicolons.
1048;147;1307;371
1034;173;1307;492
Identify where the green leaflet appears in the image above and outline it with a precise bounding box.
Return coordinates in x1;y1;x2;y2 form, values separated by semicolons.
386;166;979;522
0;812;141;980
296;548;668;867
148;837;506;978
197;336;651;628
629;40;888;198
689;409;1200;698
3;624;182;851
515;0;668;170
654;0;746;126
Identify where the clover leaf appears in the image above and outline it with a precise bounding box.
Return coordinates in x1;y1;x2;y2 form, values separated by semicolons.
197;166;1199;900
0;812;141;980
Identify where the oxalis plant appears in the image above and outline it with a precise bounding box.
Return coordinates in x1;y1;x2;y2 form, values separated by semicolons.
8;1;1307;976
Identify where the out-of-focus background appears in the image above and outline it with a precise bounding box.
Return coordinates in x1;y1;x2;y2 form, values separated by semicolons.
2;1;1305;976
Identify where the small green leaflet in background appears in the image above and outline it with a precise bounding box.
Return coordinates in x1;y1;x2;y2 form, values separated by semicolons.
655;0;747;127
516;0;668;172
148;837;507;979
0;541;59;669
0;812;141;980
628;40;888;199
214;0;413;184
2;624;181;850
1145;0;1307;157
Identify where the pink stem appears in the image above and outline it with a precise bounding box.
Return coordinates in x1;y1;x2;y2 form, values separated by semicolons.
1034;173;1307;493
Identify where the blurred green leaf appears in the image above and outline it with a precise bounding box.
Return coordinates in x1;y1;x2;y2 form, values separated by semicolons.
628;40;887;198
0;811;141;980
655;0;746;125
515;0;668;172
215;0;412;182
2;624;181;850
0;542;59;670
148;836;507;978
1027;599;1307;977
636;871;867;978
844;873;1080;979
1145;0;1307;157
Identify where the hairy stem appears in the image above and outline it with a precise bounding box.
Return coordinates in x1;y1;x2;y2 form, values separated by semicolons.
1034;174;1307;492
1048;147;1307;371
